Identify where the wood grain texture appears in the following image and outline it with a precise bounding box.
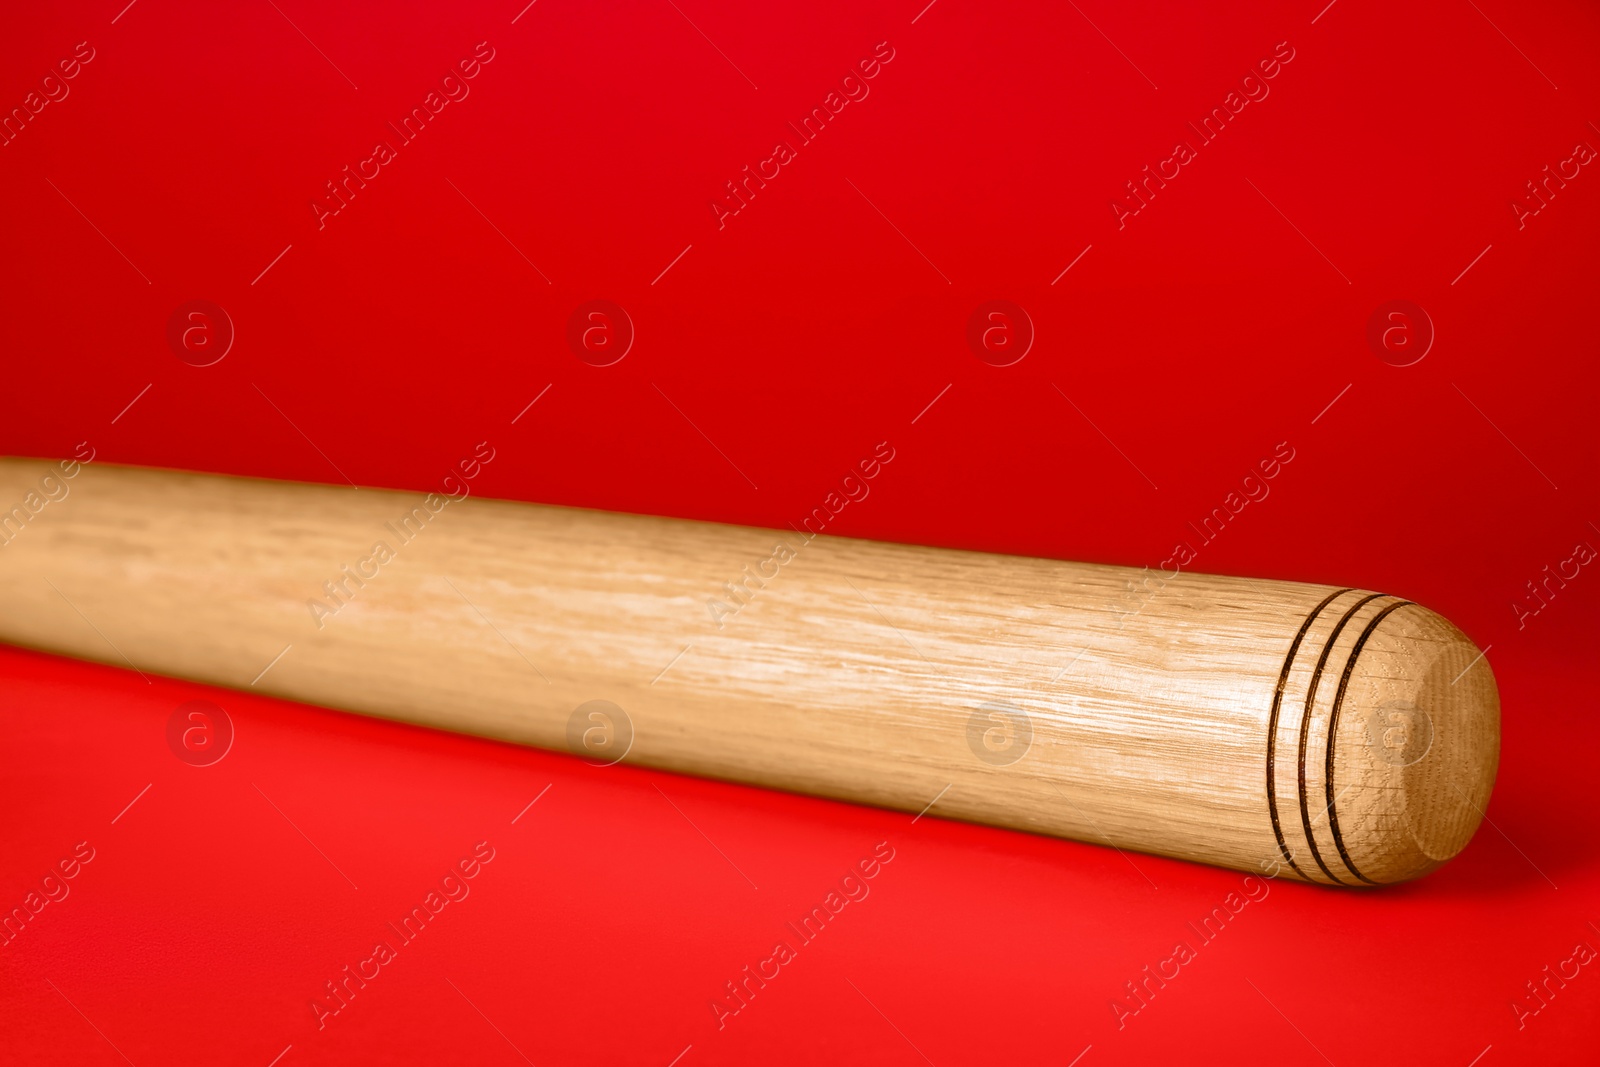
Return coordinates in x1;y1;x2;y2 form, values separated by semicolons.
0;458;1500;884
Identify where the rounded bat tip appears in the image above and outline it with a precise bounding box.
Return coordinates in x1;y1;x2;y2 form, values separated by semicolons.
1330;602;1500;885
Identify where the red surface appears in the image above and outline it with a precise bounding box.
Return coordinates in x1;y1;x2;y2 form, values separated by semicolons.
2;1;1597;1063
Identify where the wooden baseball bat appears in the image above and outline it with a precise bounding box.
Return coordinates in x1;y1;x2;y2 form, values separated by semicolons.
0;457;1499;885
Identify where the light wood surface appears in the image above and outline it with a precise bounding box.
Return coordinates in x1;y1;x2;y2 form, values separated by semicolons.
0;458;1500;884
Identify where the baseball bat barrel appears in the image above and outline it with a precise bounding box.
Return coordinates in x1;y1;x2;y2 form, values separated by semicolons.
0;458;1499;885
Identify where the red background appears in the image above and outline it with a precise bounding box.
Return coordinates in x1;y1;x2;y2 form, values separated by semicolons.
2;0;1597;1063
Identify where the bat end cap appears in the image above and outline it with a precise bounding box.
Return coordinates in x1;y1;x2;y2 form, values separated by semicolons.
1324;602;1500;886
